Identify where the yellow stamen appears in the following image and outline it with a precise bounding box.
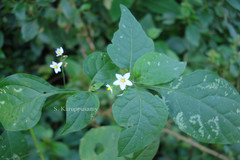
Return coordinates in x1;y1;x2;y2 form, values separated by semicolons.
121;79;125;82
58;52;61;55
107;87;111;91
54;65;58;69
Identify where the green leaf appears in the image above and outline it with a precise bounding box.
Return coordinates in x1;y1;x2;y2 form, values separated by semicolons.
36;0;56;7
140;0;180;14
33;125;53;139
113;87;168;156
52;142;70;157
185;24;200;47
109;0;134;21
147;28;162;40
83;52;119;84
89;83;104;92
154;70;240;144
166;36;186;54
0;131;28;160
59;0;75;20
227;0;240;11
61;92;99;135
79;126;125;160
21;21;39;41
133;52;186;85
132;138;160;160
13;2;26;20
0;74;64;131
65;58;82;77
107;5;154;70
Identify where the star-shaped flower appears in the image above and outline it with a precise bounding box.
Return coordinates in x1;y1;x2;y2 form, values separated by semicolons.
113;73;133;90
55;47;64;57
50;61;63;74
106;84;113;94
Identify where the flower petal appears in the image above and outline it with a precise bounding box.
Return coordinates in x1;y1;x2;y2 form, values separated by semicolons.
126;80;133;86
115;74;123;80
60;47;64;53
123;72;130;80
54;68;58;74
113;80;121;85
120;83;126;90
52;61;57;65
58;67;61;72
58;62;63;67
106;84;110;88
50;64;54;68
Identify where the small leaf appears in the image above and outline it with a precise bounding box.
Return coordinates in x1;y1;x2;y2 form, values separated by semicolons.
113;87;168;156
79;126;125;160
185;24;200;47
65;58;82;77
0;131;28;160
52;142;70;157
154;70;240;144
0;74;63;131
61;92;99;135
132;138;160;160
13;2;26;20
140;0;180;14
133;52;186;85
90;83;104;92
21;21;39;41
227;0;240;11
83;52;118;84
107;5;154;70
109;0;134;21
59;0;75;20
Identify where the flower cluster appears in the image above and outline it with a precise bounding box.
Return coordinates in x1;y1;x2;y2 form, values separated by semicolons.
50;47;65;74
106;72;133;94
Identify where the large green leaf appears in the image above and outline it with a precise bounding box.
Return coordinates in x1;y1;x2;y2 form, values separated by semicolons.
107;5;154;70
154;70;240;144
83;52;119;84
0;74;66;131
61;92;99;135
133;52;186;85
0;131;28;160
79;126;125;160
132;138;160;160
113;87;168;156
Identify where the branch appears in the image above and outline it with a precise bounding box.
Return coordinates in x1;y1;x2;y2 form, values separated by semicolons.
162;128;229;160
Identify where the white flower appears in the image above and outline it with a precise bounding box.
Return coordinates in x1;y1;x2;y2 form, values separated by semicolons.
106;84;113;94
50;61;63;74
113;73;133;90
55;47;64;57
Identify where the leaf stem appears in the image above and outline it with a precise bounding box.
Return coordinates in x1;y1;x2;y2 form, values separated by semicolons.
30;128;45;160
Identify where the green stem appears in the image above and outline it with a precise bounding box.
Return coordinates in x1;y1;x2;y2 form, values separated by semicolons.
62;65;66;87
61;55;66;88
30;128;45;160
